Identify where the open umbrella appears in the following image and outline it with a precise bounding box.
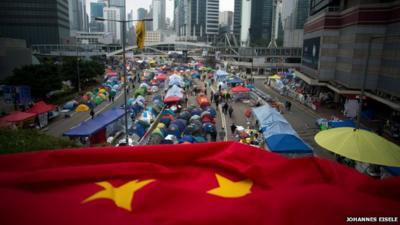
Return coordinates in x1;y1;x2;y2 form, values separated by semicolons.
315;127;400;167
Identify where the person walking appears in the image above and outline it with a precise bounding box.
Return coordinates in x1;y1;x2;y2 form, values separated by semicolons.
230;123;236;136
215;98;219;108
228;105;234;118
210;130;217;142
223;102;229;115
210;91;214;103
90;108;95;119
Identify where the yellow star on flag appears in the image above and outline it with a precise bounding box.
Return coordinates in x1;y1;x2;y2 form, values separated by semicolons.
82;179;155;211
207;174;253;198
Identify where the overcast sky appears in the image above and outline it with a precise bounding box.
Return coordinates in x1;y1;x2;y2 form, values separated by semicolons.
87;0;234;21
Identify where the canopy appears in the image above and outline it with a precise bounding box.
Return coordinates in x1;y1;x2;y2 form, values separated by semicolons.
0;111;36;123
26;101;57;114
156;74;167;81
0;142;399;225
266;134;313;154
315;127;400;167
231;86;250;93
64;108;125;137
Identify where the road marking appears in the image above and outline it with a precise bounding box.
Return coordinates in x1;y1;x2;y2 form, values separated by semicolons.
210;86;228;141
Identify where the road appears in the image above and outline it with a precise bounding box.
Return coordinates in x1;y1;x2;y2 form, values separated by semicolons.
45;91;125;137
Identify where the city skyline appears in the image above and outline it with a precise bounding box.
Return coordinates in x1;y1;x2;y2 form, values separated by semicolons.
86;0;234;21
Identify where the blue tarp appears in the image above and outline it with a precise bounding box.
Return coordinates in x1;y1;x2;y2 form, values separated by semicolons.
252;105;312;154
266;134;313;154
384;166;400;176
165;85;183;99
63;108;125;137
328;120;356;128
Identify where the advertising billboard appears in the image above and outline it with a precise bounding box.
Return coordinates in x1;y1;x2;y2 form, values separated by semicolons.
302;37;321;70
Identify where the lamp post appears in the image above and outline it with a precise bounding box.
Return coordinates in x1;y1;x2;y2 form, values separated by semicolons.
76;44;81;93
95;16;153;145
357;35;400;129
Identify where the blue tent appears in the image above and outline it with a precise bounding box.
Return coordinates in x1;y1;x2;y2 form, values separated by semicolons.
215;70;228;81
261;121;297;139
226;77;243;85
63;108;125;137
266;134;313;154
165;85;183;99
328;120;356;128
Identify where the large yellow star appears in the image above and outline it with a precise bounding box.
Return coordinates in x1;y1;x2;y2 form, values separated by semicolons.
207;174;253;198
82;179;155;211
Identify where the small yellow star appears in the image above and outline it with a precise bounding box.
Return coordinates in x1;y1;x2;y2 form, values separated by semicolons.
207;174;253;198
82;179;155;211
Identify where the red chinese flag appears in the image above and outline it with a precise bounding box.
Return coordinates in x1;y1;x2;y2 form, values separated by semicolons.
0;142;399;225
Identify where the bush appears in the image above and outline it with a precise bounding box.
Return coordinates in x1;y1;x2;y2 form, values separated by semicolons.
0;129;80;154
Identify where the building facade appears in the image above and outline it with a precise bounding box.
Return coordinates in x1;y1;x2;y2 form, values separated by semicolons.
205;0;219;41
68;0;89;35
0;0;70;46
282;0;310;47
74;31;113;45
145;31;163;44
299;0;400;110
233;0;242;40
137;8;148;20
103;7;121;43
153;0;166;31
219;11;234;31
90;1;105;32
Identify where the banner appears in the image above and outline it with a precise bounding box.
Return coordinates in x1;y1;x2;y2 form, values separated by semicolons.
136;21;145;49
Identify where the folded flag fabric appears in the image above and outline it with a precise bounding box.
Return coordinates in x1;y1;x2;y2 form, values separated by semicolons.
0;142;399;225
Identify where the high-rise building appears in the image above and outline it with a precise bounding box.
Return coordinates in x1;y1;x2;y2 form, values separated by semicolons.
297;0;400;112
68;0;89;35
153;0;166;31
233;0;242;39
127;10;136;46
0;0;70;46
236;0;276;46
174;0;219;41
205;0;219;41
103;7;121;43
108;0;125;20
90;1;105;32
282;0;309;47
219;11;234;32
146;5;154;31
137;8;148;20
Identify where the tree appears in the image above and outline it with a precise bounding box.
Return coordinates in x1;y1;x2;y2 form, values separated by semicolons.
61;57;104;91
4;64;63;99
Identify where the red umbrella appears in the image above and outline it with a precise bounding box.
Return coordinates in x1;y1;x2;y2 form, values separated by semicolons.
164;96;181;103
156;74;167;81
245;109;252;118
231;86;250;93
106;72;118;77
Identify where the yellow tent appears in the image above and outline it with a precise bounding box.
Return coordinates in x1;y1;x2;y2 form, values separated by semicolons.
269;75;281;80
315;127;400;167
75;104;89;112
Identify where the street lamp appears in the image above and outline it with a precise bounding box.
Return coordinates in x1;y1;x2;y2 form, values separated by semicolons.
95;16;153;145
76;45;81;93
357;35;400;129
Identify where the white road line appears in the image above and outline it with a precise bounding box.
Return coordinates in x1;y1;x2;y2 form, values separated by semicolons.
210;86;228;141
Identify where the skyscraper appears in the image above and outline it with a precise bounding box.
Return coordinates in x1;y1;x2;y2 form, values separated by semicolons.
68;0;89;35
282;0;309;47
219;11;234;31
90;1;105;32
0;0;70;46
153;0;166;31
103;7;121;43
205;0;219;41
233;0;242;39
137;8;148;20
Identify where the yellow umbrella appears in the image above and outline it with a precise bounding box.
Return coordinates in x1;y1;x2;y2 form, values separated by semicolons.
75;104;90;112
269;75;281;80
315;127;400;167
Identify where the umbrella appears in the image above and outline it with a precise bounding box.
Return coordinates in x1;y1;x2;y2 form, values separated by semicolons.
200;111;211;118
93;96;103;105
269;75;281;80
164;96;181;104
156;74;167;80
191;108;203;116
231;86;250;93
190;115;201;122
75;104;89;112
315;127;400;167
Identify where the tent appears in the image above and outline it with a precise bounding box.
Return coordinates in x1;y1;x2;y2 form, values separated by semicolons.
164;96;181;104
266;134;313;154
27;101;57;114
75;104;90;112
215;70;228;81
64;108;125;138
226;77;243;85
231;86;250;93
328;120;356;128
0;111;36;123
165;85;183;99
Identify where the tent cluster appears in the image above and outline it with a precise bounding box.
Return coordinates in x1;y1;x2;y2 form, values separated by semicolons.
252;105;313;155
148;105;217;145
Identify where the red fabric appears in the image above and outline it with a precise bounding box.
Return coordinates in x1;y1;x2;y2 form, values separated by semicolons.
0;142;399;225
0;111;36;123
89;128;106;145
231;86;250;93
156;74;167;80
163;96;181;103
26;101;57;114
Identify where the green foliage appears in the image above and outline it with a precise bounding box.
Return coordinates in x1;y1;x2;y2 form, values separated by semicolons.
0;128;80;154
61;58;104;90
4;64;63;99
